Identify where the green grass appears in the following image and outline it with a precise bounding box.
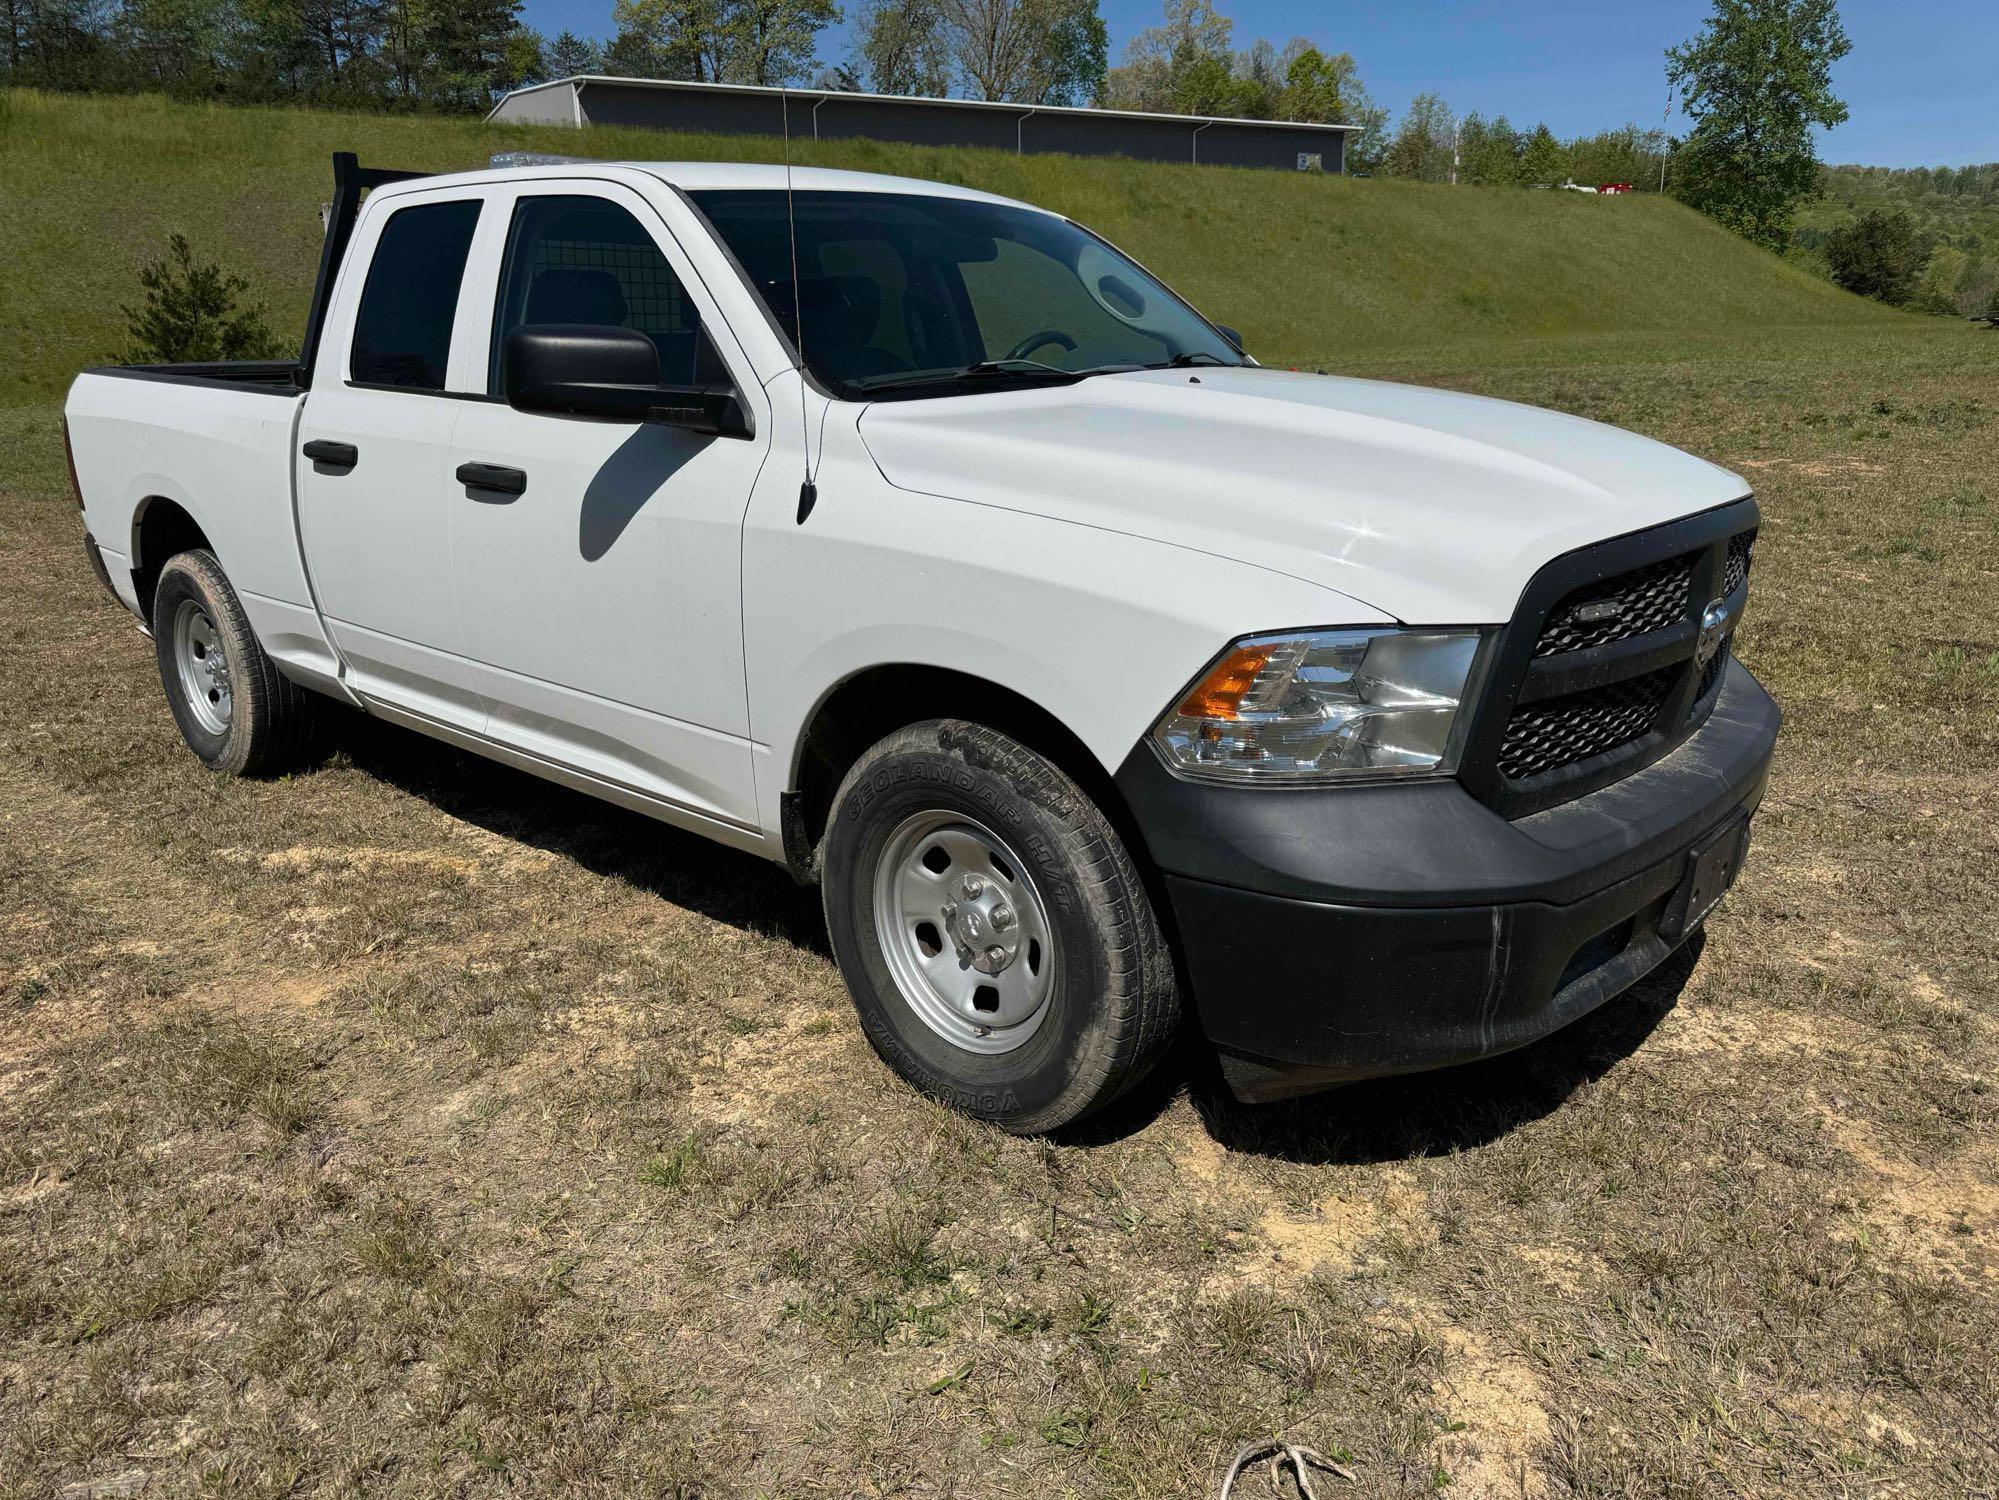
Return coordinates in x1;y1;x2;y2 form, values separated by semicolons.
0;86;1910;408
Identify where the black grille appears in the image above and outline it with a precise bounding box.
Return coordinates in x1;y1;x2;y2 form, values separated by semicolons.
1693;635;1730;705
1461;501;1762;818
1533;553;1696;656
1723;529;1756;597
1496;667;1676;780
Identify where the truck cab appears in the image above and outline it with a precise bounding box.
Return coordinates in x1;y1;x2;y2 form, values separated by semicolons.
65;154;1779;1130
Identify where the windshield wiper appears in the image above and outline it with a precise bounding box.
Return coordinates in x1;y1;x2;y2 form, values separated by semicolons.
1157;351;1237;369
852;359;1081;396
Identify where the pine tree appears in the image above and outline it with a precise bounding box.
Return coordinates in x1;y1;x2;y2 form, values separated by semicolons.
122;233;287;365
546;27;599;76
1519;122;1566;186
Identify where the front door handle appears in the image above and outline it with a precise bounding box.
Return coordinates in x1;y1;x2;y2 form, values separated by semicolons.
457;462;527;497
303;439;358;468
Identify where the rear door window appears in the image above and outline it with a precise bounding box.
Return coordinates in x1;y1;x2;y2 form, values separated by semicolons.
349;199;483;390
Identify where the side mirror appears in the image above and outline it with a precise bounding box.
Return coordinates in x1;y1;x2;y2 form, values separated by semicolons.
1214;324;1246;354
503;324;751;438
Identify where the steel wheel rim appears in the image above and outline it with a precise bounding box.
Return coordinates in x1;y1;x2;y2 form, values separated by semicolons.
871;809;1057;1056
172;597;232;735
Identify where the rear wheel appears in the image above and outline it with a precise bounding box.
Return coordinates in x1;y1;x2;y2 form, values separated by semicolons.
821;720;1179;1133
152;549;317;776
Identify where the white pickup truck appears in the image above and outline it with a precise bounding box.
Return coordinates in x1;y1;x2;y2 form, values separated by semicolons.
66;153;1779;1130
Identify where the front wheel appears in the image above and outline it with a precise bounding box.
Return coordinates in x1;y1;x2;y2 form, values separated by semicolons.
152;549;318;776
821;720;1179;1133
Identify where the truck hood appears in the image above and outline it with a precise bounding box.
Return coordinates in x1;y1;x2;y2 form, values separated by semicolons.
856;366;1748;624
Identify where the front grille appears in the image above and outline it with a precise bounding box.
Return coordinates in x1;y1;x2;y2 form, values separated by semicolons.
1459;500;1762;817
1723;529;1756;596
1533;552;1696;656
1693;636;1731;704
1496;666;1676;780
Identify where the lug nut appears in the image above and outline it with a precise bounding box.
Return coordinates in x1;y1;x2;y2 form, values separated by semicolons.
960;874;984;899
985;945;1007;969
990;903;1014;931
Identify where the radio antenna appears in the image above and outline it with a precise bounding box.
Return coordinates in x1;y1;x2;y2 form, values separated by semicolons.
783;89;817;523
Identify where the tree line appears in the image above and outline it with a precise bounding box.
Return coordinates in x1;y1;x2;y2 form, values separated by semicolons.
0;0;1728;198
2;0;540;107
1798;163;1999;318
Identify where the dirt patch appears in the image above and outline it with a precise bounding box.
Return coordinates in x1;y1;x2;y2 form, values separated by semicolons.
685;1013;856;1126
1830;1119;1999;1287
1170;1127;1230;1191
1512;1244;1597;1296
217;841;557;881
1735;455;1888;478
1241;1170;1431;1284
1430;1322;1552;1499
1652;996;1850;1061
0;1166;69;1209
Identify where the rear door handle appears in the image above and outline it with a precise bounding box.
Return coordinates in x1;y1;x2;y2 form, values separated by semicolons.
303;439;358;468
457;462;527;497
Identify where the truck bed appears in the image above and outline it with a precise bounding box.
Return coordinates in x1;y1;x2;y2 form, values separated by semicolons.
67;361;328;685
87;360;302;395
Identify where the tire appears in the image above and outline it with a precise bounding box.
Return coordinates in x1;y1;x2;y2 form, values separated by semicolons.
152;548;317;776
821;719;1179;1133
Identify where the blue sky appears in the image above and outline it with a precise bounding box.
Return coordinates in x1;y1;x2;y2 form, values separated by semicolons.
515;0;1999;168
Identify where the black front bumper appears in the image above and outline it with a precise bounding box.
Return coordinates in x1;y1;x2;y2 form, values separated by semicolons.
1116;666;1781;1102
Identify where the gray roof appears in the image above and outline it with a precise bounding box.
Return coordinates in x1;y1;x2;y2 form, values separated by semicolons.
487;74;1357;135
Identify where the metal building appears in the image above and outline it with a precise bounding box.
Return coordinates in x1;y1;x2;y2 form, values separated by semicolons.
486;76;1352;173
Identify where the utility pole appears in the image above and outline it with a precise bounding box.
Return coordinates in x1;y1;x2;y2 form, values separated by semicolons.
1452;120;1460;186
1659;78;1671;193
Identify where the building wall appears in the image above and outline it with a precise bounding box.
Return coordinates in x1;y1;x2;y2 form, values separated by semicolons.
503;81;1345;174
495;81;579;127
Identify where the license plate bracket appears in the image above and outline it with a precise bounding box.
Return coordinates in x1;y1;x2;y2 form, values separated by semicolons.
1660;813;1751;943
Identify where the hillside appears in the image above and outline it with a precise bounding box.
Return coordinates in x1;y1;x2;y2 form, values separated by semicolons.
1802;162;1999;251
0;88;1910;406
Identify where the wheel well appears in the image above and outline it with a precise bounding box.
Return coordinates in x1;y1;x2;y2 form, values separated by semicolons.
792;665;1150;874
132;498;211;623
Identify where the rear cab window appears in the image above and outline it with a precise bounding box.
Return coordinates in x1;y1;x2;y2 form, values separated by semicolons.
349;199;483;389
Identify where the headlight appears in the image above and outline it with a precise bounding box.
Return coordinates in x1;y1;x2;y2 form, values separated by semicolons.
1151;628;1488;784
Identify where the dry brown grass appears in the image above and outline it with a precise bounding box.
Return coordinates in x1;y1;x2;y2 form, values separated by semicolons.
2;322;1996;1498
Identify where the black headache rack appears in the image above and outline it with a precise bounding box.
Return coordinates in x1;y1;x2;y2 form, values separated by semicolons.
294;152;429;389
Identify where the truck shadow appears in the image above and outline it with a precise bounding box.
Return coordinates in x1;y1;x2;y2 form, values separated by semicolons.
1162;940;1700;1165
329;710;831;956
328;709;1698;1166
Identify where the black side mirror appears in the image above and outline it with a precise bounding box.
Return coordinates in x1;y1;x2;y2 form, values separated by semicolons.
1214;324;1246;354
503;324;751;438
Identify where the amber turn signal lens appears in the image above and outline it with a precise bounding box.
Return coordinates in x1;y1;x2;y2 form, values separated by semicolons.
1177;643;1276;721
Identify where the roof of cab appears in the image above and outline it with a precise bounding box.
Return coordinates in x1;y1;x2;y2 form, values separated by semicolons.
372;159;1038;212
641;162;1033;208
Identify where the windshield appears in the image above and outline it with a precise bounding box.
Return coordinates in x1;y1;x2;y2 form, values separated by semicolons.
688;189;1244;398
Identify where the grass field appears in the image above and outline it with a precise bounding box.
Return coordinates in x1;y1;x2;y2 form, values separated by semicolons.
3;90;1998;1499
0;88;1905;407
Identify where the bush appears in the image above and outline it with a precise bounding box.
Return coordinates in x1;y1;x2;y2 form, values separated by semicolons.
1821;209;1928;306
122;234;288;364
1911;245;1968;316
